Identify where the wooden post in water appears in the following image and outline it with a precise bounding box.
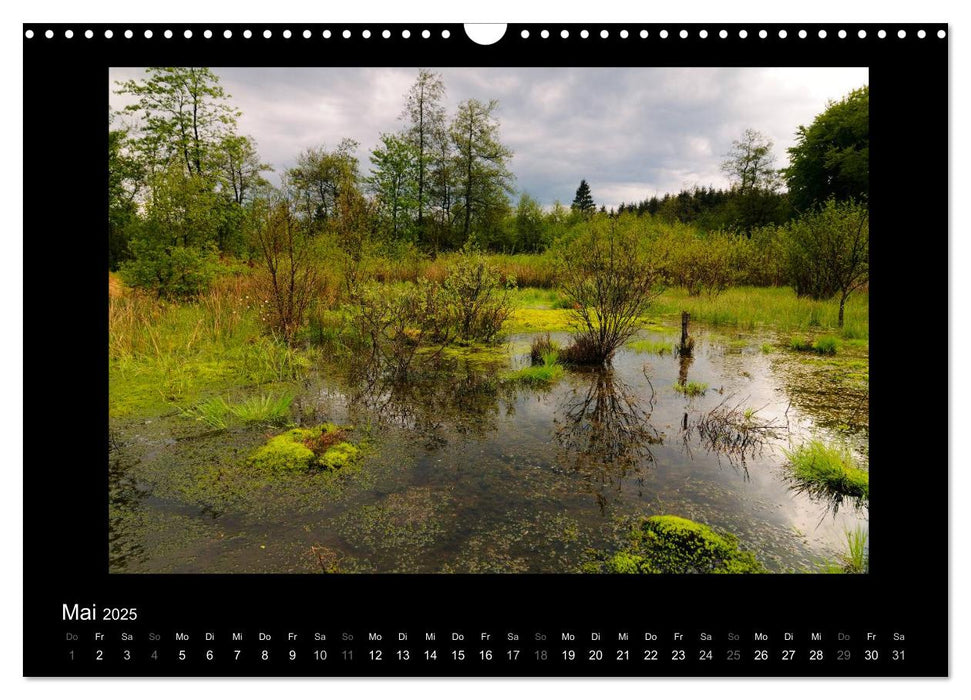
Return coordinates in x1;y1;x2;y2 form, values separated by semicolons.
679;311;693;356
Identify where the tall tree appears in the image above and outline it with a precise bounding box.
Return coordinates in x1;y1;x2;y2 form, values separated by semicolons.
784;199;868;327
721;129;780;195
287;139;360;226
108;113;146;269
217;134;272;206
784;86;869;212
571;179;595;215
402;69;447;234
117;67;240;178
449;98;514;241
367;132;419;243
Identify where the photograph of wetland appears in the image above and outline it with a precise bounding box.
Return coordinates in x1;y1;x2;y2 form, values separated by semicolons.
108;67;869;574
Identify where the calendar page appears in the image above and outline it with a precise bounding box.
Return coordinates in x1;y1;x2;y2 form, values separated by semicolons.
22;22;947;677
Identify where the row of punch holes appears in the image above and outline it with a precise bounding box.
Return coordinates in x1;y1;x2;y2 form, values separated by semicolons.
24;26;947;41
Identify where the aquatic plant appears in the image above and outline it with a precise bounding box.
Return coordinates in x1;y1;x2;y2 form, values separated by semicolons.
783;439;869;508
249;423;360;472
586;515;765;574
673;381;709;396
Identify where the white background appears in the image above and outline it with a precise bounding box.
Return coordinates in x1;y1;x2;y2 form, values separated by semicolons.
4;1;965;698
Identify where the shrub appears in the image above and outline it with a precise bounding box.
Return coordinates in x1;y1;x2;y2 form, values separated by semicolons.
439;243;515;343
248;196;323;343
557;217;661;364
353;279;449;379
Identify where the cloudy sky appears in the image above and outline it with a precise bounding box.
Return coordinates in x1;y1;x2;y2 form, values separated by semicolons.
109;66;867;209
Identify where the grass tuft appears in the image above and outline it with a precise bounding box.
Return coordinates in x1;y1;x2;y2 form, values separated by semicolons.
784;439;869;507
789;335;839;355
507;351;564;386
673;381;709;396
183;392;294;429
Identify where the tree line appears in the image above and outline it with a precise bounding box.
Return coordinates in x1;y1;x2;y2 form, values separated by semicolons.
109;68;868;303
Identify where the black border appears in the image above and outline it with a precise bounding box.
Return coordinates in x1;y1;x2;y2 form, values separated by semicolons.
24;23;948;677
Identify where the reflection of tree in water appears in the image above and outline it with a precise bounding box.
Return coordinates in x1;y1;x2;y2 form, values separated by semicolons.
554;368;661;510
347;354;511;449
108;430;150;570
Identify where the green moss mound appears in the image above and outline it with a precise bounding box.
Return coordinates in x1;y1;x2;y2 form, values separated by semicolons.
589;515;765;574
784;439;869;506
249;423;361;472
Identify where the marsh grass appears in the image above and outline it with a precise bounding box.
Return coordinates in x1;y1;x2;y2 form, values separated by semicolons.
651;286;868;340
789;335;840;355
182;392;295;429
529;333;560;364
784;439;869;509
507;352;564;386
626;339;675;355
109;280;312;416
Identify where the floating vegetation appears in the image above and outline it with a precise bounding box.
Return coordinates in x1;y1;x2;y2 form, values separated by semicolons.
673;380;708;396
783;439;869;511
789;335;839;355
583;515;765;574
249;423;361;472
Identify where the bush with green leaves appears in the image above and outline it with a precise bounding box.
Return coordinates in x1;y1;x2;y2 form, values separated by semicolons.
439;242;515;343
353;278;449;379
557;217;661;364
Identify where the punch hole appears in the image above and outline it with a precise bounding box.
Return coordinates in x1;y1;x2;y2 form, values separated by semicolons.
24;29;33;39
64;29;73;39
464;24;506;45
739;29;748;39
937;29;946;38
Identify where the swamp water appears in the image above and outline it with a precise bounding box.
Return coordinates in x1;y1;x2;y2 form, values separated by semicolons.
109;325;869;573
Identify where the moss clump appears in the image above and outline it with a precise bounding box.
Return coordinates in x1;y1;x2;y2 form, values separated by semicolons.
586;515;765;574
319;441;361;470
249;424;361;472
784;439;869;506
